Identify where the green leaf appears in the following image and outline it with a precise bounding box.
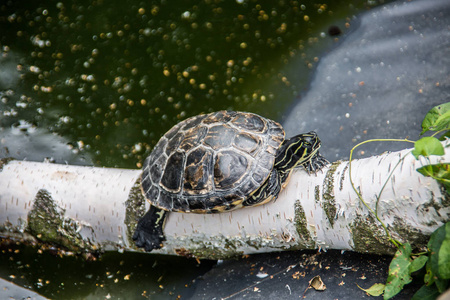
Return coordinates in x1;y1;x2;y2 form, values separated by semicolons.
424;262;435;286
411;284;441;300
409;255;428;273
428;223;450;287
384;243;413;300
417;166;434;177
417;163;450;179
421;102;450;135
412;137;445;159
434;278;449;293
429;224;446;277
357;283;385;296
417;163;450;192
439;226;450;279
438;130;450;141
434;110;450;131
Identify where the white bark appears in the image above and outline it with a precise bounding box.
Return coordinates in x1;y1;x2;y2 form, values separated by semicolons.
0;141;448;259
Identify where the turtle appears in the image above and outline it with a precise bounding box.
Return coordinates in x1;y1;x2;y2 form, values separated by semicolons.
133;110;328;251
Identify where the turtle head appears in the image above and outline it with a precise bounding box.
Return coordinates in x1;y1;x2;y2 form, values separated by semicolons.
295;131;321;154
274;131;323;173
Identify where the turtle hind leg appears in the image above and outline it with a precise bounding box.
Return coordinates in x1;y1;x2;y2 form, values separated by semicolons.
133;205;167;252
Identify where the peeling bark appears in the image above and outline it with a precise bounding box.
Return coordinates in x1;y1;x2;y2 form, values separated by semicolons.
0;142;449;259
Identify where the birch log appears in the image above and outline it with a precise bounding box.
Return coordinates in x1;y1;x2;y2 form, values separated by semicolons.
0;142;449;259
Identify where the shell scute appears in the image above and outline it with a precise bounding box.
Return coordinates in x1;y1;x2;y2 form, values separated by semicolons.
252;164;272;185
268;133;284;148
171;194;189;212
160;151;185;193
187;197;207;211
181;114;207;131
203;125;236;150
206;196;229;212
179;126;207;151
164;123;183;140
165;132;184;156
149;155;166;183
146;186;160;205
231;113;266;133
183;147;214;195
213;150;249;190
147;138;167;166
203;111;235;124
233;132;261;156
141;172;153;196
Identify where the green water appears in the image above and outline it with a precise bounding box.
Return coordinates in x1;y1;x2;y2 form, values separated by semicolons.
0;0;388;168
0;0;390;298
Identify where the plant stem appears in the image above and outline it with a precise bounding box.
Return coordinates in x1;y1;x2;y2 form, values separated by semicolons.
348;138;415;249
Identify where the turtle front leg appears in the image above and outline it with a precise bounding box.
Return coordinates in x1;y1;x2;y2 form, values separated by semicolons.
243;168;282;206
133;205;167;252
302;153;329;174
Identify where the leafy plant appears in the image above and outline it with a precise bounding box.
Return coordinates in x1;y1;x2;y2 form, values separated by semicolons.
351;102;450;299
414;103;450;193
420;102;450;135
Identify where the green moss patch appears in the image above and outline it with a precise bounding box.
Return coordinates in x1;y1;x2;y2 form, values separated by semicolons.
124;177;147;248
350;214;396;255
314;185;320;204
27;189;96;251
322;161;340;228
294;200;315;249
391;216;432;250
339;162;348;191
183;237;245;260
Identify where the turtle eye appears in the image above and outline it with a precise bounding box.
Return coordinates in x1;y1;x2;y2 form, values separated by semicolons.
302;136;313;145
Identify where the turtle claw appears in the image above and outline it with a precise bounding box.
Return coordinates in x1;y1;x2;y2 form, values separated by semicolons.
133;228;164;252
133;206;167;252
304;153;329;174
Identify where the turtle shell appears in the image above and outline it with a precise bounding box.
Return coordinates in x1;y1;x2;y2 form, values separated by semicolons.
141;111;285;213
